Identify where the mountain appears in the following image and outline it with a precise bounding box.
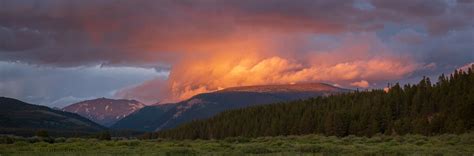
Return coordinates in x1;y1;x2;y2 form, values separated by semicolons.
157;65;474;139
109;105;171;132
63;98;146;127
112;83;349;131
0;97;106;136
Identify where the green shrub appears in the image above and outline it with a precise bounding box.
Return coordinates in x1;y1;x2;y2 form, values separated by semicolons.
0;136;14;144
54;137;66;143
415;140;426;146
66;138;86;143
27;136;41;143
96;131;112;140
35;130;49;137
116;140;141;147
0;133;473;155
224;136;250;143
13;141;28;146
297;144;323;153
240;145;272;154
165;147;196;155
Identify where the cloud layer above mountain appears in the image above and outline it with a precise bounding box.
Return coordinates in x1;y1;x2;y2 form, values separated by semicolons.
1;0;473;105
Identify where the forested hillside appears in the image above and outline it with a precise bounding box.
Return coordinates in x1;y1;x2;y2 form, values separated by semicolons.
0;97;106;137
112;83;346;131
157;65;474;139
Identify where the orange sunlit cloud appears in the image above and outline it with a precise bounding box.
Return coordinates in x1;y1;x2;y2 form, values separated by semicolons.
2;0;473;107
116;33;420;103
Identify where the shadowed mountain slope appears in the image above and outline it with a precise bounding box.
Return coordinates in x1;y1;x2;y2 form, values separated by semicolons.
0;97;106;136
112;83;349;131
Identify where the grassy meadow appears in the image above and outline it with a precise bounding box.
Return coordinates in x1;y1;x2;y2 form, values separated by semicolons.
1;133;473;155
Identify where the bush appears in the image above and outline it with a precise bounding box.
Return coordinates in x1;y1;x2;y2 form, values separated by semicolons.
165;147;196;155
139;132;154;140
240;145;272;154
54;137;66;143
0;136;15;144
35;130;49;137
298;144;323;153
223;136;250;143
66;138;86;143
13;141;28;146
27;136;41;143
97;131;112;141
40;137;55;143
116;140;141;147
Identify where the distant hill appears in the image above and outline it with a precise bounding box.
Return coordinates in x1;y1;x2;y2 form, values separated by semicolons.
110;105;170;132
63;98;145;127
0;97;106;136
112;83;348;131
157;65;474;139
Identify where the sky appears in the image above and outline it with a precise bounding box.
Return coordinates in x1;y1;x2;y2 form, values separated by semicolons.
0;0;473;107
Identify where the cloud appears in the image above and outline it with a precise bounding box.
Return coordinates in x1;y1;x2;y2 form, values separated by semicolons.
0;61;164;106
0;0;472;104
0;0;471;67
116;33;421;102
351;80;370;88
114;77;168;105
50;96;95;108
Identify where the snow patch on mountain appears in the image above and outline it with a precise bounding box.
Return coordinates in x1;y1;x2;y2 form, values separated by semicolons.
63;98;146;127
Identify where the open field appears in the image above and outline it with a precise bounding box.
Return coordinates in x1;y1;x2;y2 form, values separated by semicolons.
1;133;473;155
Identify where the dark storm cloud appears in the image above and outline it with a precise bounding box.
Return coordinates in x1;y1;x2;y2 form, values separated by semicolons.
0;27;48;51
371;0;448;17
0;0;473;105
0;61;165;107
3;0;471;67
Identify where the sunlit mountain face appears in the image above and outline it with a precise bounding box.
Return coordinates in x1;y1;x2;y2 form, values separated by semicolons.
0;0;473;106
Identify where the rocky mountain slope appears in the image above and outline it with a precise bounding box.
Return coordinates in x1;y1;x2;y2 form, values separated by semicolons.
63;98;145;127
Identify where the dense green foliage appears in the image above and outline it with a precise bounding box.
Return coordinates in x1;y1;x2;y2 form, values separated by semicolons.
158;65;474;139
1;133;473;155
35;130;49;138
96;131;112;141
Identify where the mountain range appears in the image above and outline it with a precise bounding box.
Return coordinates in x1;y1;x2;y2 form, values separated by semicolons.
62;98;145;127
112;83;349;131
0;83;349;136
0;97;106;136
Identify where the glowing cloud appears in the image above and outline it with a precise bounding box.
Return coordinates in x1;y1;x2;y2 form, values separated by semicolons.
116;34;421;103
351;80;370;88
3;0;471;106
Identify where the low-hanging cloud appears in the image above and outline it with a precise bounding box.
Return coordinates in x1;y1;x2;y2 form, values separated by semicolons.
116;33;421;103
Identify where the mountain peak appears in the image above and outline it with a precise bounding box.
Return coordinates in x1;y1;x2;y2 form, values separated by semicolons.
63;98;146;127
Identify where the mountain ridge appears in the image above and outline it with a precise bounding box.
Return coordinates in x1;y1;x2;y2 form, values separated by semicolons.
0;97;106;136
112;83;349;131
156;66;474;139
63;98;146;127
218;83;345;93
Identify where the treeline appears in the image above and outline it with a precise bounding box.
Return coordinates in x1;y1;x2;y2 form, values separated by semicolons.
156;65;474;139
0;128;144;139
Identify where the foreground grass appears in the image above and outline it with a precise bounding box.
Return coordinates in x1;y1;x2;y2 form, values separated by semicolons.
1;133;473;155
